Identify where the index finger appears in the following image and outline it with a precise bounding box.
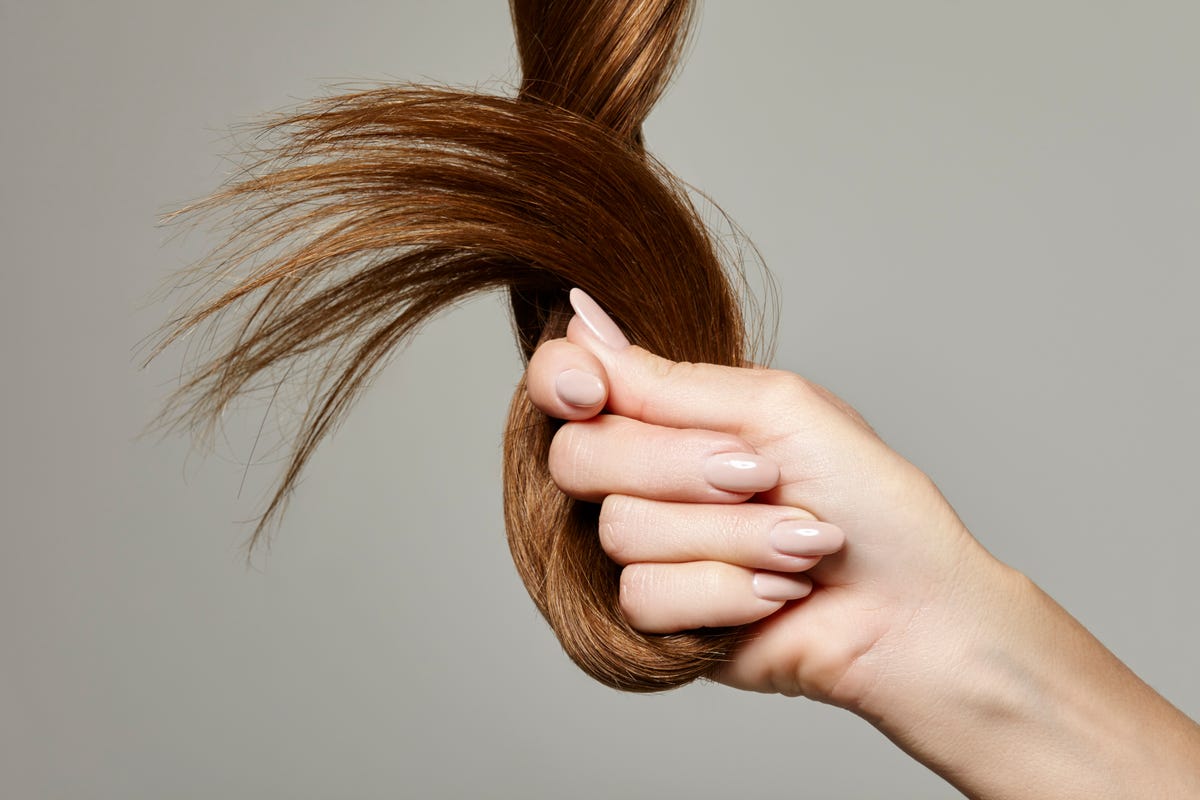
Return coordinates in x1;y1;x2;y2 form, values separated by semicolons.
525;337;610;421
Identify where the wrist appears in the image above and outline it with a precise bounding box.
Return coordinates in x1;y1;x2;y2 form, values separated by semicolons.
836;536;1020;724
843;543;1200;799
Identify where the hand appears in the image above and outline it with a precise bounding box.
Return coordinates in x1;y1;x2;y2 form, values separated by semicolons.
525;290;1003;707
525;290;1200;799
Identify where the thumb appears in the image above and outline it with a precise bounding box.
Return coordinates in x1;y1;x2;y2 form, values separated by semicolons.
567;288;806;436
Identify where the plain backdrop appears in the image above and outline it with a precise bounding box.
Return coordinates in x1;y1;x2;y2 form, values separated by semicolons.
2;1;1197;797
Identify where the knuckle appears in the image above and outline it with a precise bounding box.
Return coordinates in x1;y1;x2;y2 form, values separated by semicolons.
662;358;700;384
525;340;554;380
635;356;701;420
695;562;727;597
759;369;815;405
547;422;592;494
643;351;691;382
598;495;638;564
709;431;754;455
642;353;696;393
525;339;569;404
617;564;655;624
725;509;762;552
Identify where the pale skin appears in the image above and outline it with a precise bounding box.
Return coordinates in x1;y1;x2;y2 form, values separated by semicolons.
524;289;1200;800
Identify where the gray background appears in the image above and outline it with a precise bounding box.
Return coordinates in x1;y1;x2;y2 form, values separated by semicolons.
2;1;1197;797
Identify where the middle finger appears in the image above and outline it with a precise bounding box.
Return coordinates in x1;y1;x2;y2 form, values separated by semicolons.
598;495;846;572
548;414;780;503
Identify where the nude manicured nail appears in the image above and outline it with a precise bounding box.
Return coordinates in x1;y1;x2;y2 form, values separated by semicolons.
703;452;780;493
769;520;845;557
555;368;605;407
569;288;630;350
753;572;812;602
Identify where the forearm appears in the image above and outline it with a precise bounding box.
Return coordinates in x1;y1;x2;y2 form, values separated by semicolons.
853;550;1200;799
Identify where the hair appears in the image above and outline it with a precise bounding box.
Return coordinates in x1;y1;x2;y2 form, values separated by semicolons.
149;0;769;692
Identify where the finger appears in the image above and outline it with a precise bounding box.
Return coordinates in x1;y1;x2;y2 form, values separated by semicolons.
619;561;813;634
567;288;833;437
599;495;845;571
549;414;779;503
525;337;609;420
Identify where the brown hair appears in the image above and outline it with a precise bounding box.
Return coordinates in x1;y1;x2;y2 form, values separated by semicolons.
150;0;766;691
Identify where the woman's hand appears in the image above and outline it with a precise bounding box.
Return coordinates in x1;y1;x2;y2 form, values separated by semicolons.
526;289;998;706
524;290;1200;800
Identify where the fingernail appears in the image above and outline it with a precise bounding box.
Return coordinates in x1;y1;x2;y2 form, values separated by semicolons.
703;452;780;493
569;288;630;350
769;520;845;557
555;368;605;407
753;572;812;602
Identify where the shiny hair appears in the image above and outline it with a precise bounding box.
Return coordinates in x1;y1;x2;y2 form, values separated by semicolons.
149;0;767;691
